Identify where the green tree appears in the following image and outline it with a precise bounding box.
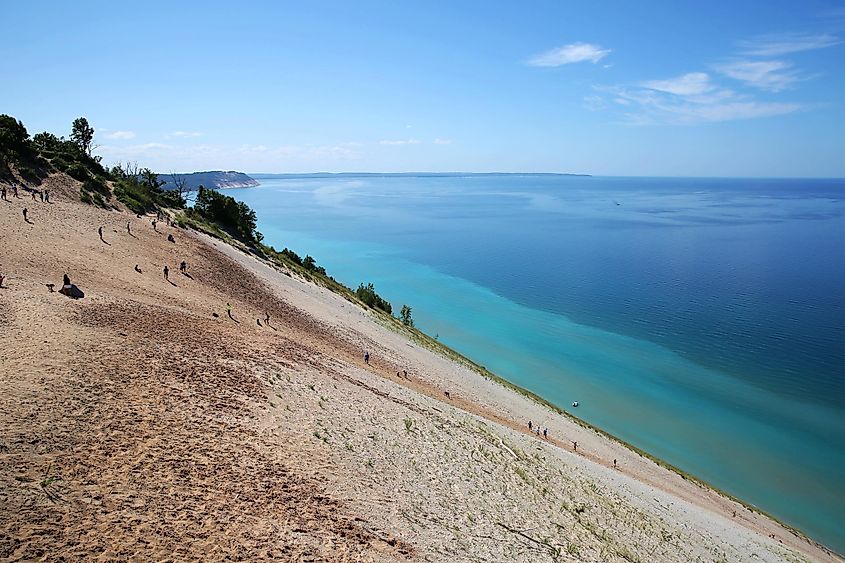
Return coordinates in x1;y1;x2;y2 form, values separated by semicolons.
399;305;414;327
0;115;35;161
355;283;392;314
70;117;95;155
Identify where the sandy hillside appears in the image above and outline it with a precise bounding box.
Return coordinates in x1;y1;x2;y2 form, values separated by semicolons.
1;174;840;562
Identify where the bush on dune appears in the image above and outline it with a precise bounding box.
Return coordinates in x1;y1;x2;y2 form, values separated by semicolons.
190;185;262;244
356;282;393;314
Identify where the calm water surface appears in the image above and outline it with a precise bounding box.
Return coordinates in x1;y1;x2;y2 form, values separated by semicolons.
227;175;845;552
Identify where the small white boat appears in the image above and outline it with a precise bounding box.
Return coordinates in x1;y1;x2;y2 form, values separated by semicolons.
572;401;579;407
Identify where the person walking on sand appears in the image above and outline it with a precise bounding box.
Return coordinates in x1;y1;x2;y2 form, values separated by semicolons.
44;190;49;203
264;312;270;325
31;190;37;201
98;226;105;243
543;427;548;439
151;219;158;232
127;221;131;235
572;441;578;452
227;302;234;320
179;261;187;274
13;183;19;198
22;208;29;223
528;420;533;431
1;185;6;201
40;191;44;202
613;459;617;469
364;351;370;365
163;265;169;280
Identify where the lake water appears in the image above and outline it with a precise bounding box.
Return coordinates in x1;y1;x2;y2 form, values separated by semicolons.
227;174;845;553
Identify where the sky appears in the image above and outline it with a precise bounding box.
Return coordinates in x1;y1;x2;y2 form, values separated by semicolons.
1;0;844;177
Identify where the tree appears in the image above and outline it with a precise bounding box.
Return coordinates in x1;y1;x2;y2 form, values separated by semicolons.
139;167;164;193
0;115;34;160
70;117;95;155
170;170;189;203
400;304;414;327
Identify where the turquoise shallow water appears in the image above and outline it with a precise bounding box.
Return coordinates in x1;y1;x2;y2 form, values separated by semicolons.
226;175;844;552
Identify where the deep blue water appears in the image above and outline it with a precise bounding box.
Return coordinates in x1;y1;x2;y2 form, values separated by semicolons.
227;175;845;553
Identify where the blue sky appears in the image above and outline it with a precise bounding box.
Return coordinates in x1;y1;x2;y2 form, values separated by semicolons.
2;0;843;176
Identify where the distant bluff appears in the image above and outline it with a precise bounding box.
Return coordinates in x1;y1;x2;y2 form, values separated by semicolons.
159;171;259;191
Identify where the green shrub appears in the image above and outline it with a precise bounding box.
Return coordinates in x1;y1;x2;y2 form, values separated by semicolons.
66;162;91;182
82;176;110;196
400;304;414;327
356;283;392;314
193;185;261;244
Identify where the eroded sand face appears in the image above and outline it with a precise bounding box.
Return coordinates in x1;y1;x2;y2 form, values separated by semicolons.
0;174;839;561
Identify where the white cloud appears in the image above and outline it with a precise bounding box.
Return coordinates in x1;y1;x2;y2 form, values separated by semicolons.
99;142;172;155
103;130;136;140
527;42;611;66
715;60;800;92
602;80;803;125
642;72;714;96
658;101;801;124
379;139;422;145
169;131;203;138
433;138;452;145
583;94;606;111
739;32;840;56
97;141;362;171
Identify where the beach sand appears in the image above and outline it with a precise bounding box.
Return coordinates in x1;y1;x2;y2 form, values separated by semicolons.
1;172;840;562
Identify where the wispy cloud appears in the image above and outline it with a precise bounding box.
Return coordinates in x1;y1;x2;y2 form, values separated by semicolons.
103;130;136;140
642;72;714;96
98;141;362;170
602;80;802;125
169;131;203;138
583;94;607;111
715;60;800;92
379;139;421;145
99;142;172;155
527;42;611;66
739;32;841;56
433;138;452;145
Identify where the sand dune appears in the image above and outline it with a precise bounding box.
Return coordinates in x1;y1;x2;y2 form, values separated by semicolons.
1;173;839;562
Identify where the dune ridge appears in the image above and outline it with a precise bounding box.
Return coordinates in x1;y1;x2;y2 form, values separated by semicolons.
0;172;839;562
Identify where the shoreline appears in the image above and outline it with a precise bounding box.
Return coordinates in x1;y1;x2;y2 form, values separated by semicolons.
214;231;842;561
226;177;840;556
1;173;840;560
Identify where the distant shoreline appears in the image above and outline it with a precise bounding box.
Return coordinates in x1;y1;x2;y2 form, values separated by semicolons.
249;172;592;179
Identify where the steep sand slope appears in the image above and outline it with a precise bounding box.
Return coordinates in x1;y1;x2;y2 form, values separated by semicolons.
1;176;839;562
